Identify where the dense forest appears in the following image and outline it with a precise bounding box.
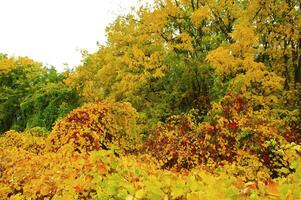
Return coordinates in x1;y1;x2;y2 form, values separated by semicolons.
0;0;301;199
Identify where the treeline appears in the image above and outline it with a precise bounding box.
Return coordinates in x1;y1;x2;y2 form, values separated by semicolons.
65;0;301;132
1;0;300;135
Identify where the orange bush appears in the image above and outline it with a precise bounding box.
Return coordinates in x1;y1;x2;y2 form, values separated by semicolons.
46;101;141;153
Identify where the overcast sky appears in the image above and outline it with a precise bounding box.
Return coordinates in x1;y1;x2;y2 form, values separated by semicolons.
0;0;151;71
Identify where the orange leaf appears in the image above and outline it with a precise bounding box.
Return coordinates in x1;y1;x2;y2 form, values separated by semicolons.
96;164;108;175
234;178;244;189
265;181;280;198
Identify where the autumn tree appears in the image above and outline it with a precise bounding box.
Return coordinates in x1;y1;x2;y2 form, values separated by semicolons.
66;0;300;134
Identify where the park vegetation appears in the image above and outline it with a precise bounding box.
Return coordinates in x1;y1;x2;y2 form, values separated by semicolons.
0;0;300;199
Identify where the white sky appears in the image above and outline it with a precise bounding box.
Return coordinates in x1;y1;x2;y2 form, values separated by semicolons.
0;0;151;71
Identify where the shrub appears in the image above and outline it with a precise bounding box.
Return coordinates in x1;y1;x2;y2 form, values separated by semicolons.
144;95;301;180
0;130;45;154
46;101;141;153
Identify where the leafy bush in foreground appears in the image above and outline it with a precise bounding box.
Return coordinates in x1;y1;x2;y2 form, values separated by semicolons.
46;101;141;153
1;128;301;200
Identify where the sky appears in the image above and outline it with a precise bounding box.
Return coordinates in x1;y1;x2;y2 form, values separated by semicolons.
0;0;150;71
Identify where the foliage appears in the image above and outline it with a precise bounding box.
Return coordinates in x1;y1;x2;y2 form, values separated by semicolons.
20;82;79;130
0;55;44;132
0;130;45;154
0;55;79;133
46;101;141;153
1;129;301;199
0;0;301;198
145;94;301;181
66;0;300;133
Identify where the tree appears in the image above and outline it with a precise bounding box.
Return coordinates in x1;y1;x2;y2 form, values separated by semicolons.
0;55;79;133
0;55;44;132
66;0;300;134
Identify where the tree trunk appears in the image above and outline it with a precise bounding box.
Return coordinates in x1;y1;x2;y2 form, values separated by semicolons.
294;38;301;87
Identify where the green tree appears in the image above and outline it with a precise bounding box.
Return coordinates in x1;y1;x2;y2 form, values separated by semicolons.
0;55;79;133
